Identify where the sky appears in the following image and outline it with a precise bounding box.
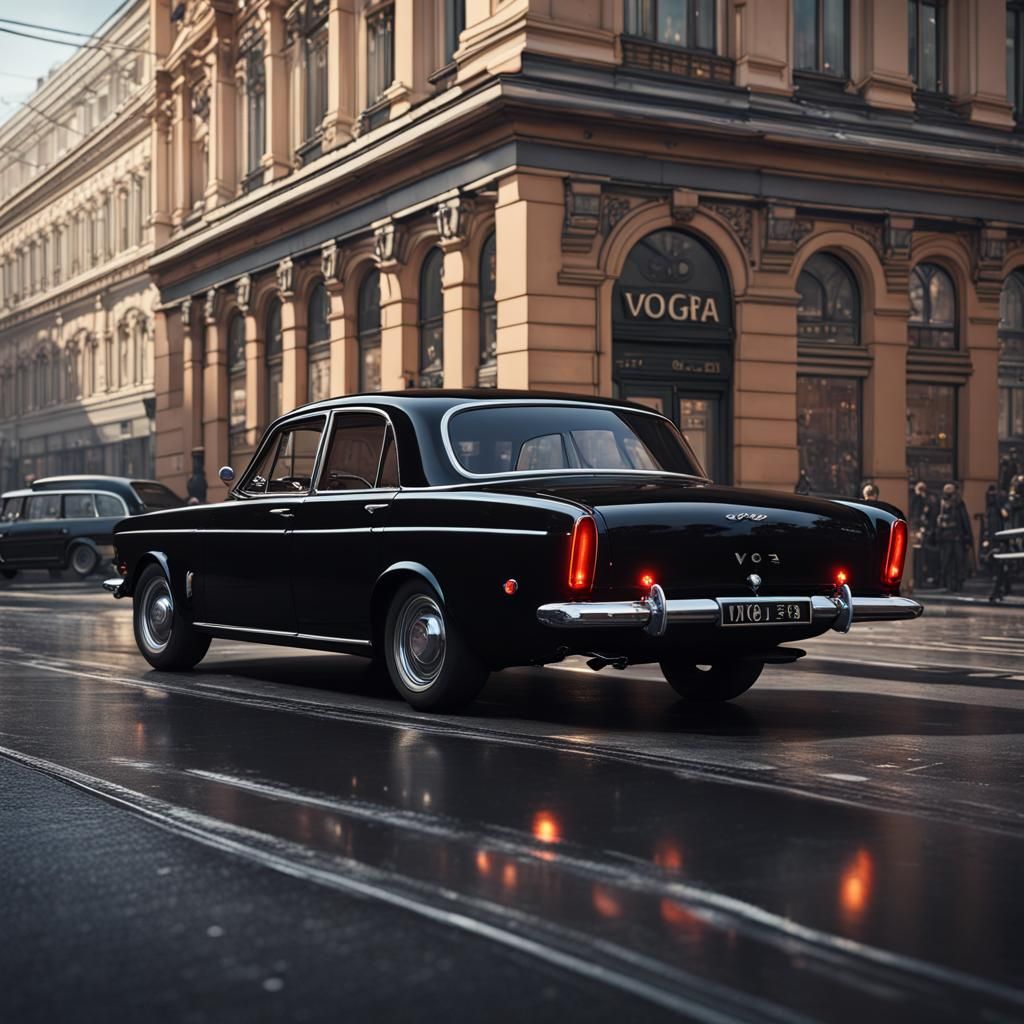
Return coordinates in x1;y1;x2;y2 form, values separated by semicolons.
0;1;127;125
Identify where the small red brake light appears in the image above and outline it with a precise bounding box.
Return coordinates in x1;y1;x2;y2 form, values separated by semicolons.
883;520;907;586
640;573;655;589
568;515;598;592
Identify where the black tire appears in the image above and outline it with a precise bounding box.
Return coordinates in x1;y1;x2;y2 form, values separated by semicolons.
0;569;17;580
383;579;488;711
48;568;63;580
660;658;764;702
69;543;100;579
132;563;210;671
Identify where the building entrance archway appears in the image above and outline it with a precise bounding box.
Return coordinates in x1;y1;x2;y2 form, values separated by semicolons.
611;229;733;482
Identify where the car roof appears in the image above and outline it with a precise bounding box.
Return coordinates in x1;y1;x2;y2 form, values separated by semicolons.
32;475;136;488
2;489;33;499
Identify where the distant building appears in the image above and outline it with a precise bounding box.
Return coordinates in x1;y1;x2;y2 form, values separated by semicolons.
0;0;155;490
135;2;1024;520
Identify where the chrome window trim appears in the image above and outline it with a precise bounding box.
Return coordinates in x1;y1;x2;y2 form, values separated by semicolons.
236;412;331;498
311;406;401;495
13;488;130;521
439;399;710;482
380;526;548;536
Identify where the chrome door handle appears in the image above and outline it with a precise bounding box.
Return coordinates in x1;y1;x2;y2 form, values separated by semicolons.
364;503;388;514
268;507;295;518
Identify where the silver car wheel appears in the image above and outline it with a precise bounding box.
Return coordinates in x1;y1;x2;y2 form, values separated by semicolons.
139;575;174;654
70;545;98;577
394;594;446;692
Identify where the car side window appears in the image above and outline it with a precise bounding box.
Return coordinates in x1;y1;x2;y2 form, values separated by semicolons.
64;494;97;519
25;494;62;520
318;414;389;491
95;494;125;517
378;429;400;489
1;496;24;521
244;417;326;495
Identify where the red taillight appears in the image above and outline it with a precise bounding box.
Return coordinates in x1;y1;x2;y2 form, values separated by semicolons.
568;515;598;592
883;520;907;586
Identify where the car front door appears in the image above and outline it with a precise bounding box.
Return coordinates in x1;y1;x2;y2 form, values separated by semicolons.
196;415;328;633
290;409;399;642
2;493;67;566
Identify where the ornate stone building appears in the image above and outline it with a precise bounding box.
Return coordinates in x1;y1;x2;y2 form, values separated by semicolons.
146;0;1024;522
0;1;157;489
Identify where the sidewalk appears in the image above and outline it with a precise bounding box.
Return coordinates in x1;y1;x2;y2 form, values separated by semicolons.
911;578;1024;610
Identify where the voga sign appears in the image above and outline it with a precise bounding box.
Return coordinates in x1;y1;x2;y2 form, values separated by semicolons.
621;290;721;324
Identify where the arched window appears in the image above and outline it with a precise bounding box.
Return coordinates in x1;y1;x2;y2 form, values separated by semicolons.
65;342;80;400
50;348;61;405
118;325;130;388
999;270;1024;455
307;280;331;403
478;232;497;386
265;297;283;424
908;263;957;350
418;248;444;388
227;312;247;467
132;316;149;385
358;269;382;393
797;253;859;345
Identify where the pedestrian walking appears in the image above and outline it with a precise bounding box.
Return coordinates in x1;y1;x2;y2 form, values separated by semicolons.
936;483;972;592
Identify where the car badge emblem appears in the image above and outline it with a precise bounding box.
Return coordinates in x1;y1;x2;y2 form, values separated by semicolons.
747;573;762;595
726;512;768;521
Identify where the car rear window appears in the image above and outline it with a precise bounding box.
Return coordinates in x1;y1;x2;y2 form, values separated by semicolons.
96;494;126;517
25;494;62;520
446;405;704;477
130;482;184;510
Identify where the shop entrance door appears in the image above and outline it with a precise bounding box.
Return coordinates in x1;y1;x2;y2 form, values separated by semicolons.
618;381;727;482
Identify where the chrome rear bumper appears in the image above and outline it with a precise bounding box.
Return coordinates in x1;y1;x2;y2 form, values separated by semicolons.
536;584;922;637
102;577;127;598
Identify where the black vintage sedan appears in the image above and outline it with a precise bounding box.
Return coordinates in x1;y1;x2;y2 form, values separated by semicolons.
104;391;921;710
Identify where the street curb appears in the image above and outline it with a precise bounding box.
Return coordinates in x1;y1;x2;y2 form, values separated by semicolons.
913;594;1024;610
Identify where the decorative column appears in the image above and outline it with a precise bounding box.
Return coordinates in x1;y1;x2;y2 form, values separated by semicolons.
324;0;357;150
856;0;916;111
264;0;291;180
322;241;355;396
180;298;203;465
202;288;229;478
171;74;191;226
153;305;187;491
950;0;1016;129
204;15;238;209
375;221;417;390
435;196;477;388
277;258;306;412
733;0;793;95
237;275;261;454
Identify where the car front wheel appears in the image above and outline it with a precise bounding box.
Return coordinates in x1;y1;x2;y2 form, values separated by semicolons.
384;580;488;712
660;658;764;702
133;564;210;671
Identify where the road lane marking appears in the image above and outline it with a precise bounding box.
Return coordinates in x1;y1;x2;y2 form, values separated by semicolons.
820;773;869;783
904;762;944;774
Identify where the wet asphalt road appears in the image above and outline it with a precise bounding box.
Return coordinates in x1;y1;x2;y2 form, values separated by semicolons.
1;583;1023;1023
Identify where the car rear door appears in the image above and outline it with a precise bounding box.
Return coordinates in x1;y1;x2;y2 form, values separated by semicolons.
3;493;68;566
195;414;328;633
290;410;399;642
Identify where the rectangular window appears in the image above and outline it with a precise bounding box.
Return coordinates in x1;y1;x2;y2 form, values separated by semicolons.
246;45;267;175
367;5;395;106
244;417;326;495
318;413;389;490
625;0;716;51
797;376;861;497
795;0;847;78
1010;3;1024;115
906;381;957;484
443;0;466;66
908;0;944;93
305;28;328;140
120;190;130;251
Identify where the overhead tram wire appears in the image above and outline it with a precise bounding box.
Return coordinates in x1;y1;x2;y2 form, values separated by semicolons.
0;24;157;58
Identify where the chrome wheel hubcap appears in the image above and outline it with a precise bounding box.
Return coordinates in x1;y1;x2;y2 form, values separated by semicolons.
139;577;173;653
395;595;446;692
72;547;95;574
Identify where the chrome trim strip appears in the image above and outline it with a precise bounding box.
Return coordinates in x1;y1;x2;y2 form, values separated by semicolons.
294;528;375;535
993;551;1024;560
191;621;372;647
849;596;924;621
439;399;710;483
995;526;1024;539
380;526;548;536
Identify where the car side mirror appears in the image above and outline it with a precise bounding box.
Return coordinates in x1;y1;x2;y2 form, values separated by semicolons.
219;466;235;484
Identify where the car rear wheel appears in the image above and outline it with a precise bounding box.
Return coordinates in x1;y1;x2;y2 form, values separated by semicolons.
133;564;210;671
384;580;488;712
0;569;16;580
69;544;100;579
660;658;764;702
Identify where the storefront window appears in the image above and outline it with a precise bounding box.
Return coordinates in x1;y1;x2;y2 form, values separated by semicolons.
227;312;247;467
358;269;382;393
307;281;331;403
908;0;945;93
794;0;847;78
624;0;716;51
999;270;1024;453
797;253;859;345
265;298;283;425
907;381;957;484
797;376;861;497
419;248;444;389
478;232;497;387
908;263;957;349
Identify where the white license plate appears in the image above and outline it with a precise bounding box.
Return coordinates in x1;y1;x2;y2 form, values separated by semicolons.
718;598;811;627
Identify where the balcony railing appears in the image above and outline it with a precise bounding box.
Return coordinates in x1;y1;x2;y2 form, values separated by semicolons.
621;37;734;86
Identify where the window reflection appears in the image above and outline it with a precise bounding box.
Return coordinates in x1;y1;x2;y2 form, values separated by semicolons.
906;381;957;484
798;253;859;345
908;263;957;350
797;375;861;497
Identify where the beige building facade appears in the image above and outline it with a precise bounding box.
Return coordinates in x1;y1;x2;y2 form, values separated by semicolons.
0;1;158;490
142;0;1024;523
